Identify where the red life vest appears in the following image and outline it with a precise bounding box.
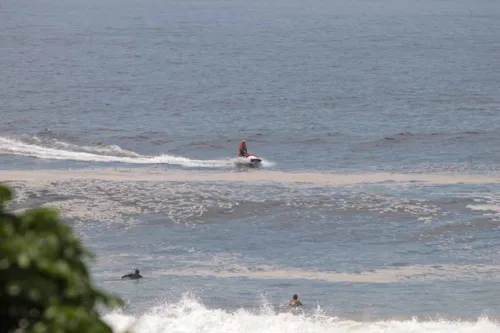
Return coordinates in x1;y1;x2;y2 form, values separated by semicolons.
238;143;247;156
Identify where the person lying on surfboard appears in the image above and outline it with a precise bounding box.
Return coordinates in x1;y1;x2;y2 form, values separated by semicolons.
238;139;248;157
121;269;143;280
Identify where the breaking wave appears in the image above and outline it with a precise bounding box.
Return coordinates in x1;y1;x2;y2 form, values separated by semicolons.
103;296;500;333
0;136;272;168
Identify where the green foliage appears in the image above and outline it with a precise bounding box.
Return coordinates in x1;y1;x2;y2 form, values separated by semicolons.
0;185;123;333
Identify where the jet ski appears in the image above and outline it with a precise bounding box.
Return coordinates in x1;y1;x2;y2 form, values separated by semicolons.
236;153;262;168
245;153;262;167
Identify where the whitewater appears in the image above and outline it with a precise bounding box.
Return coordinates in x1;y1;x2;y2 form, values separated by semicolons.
103;297;500;333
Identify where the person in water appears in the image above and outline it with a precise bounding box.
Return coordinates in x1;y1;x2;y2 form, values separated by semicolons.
121;269;143;280
238;139;248;157
289;294;303;307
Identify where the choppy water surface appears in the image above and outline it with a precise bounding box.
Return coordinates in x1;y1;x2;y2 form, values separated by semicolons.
1;0;500;331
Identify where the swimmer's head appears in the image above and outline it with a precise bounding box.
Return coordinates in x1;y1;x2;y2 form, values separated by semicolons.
293;294;298;300
135;269;140;274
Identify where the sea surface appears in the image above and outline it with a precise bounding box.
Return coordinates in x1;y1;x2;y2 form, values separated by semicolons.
2;0;500;331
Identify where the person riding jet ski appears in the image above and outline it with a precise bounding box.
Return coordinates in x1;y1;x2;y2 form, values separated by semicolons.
238;139;248;157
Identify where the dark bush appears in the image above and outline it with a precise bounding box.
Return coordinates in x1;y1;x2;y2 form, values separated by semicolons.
0;185;123;333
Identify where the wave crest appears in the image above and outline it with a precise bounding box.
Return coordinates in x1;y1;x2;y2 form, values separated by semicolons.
103;296;500;333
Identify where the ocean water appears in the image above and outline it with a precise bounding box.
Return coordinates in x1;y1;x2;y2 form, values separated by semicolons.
2;0;500;331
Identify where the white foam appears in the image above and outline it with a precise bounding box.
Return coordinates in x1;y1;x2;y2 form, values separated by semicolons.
467;204;500;213
463;192;500;221
103;297;500;333
2;175;447;225
24;136;141;157
0;136;272;168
